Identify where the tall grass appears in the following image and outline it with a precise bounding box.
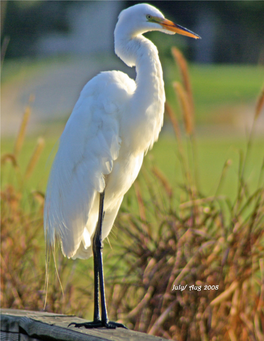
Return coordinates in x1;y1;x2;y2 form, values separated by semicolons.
107;50;264;340
1;51;263;341
1;104;90;316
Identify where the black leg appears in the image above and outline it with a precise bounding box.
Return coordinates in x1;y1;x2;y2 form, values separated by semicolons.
92;233;100;322
69;191;127;329
95;192;108;324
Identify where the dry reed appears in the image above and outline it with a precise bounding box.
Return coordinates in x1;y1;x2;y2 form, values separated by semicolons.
24;137;45;179
165;102;181;141
107;51;264;340
108;157;263;340
173;81;194;135
255;84;264;120
13;95;34;158
171;46;194;116
1;102;90;317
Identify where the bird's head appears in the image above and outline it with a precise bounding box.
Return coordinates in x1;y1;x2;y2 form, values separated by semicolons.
116;3;201;40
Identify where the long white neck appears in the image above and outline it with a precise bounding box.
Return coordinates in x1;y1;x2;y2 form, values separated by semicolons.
115;33;165;154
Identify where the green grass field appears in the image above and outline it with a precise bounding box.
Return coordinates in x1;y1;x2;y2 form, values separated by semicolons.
149;133;264;198
2;131;263;208
164;61;264;122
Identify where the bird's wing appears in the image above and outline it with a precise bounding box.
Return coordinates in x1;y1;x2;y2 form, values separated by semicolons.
44;71;135;258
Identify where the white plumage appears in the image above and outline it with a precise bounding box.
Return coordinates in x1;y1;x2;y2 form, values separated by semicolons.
45;71;136;259
44;3;200;261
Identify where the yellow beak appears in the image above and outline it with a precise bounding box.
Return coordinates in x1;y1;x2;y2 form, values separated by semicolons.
161;18;201;40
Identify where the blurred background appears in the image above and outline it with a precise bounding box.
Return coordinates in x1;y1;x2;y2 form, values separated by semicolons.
1;0;264;136
1;0;264;196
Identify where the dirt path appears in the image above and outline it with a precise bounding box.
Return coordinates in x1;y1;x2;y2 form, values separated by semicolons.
1;56;131;136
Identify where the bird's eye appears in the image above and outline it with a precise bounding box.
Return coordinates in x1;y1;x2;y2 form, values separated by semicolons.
146;14;152;20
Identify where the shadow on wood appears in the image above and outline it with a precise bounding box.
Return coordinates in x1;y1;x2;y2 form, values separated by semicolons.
0;309;170;341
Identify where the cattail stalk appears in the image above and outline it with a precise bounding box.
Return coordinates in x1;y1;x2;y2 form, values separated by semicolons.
255;84;264;120
152;166;173;198
24;137;45;180
13;95;34;157
134;180;146;222
173;81;193;135
210;281;239;306
1;153;18;168
171;46;194;116
165;102;181;141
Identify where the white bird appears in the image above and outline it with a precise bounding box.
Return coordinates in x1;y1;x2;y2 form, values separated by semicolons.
44;3;200;329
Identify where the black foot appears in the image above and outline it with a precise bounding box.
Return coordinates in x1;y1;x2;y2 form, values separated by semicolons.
68;320;127;329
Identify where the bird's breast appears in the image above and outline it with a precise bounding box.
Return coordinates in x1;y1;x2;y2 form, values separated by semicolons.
104;151;144;205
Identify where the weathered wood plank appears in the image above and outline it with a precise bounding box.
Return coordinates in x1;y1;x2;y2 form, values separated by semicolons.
0;309;170;341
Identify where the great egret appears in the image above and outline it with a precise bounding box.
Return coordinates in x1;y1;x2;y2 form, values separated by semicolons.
44;3;200;329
